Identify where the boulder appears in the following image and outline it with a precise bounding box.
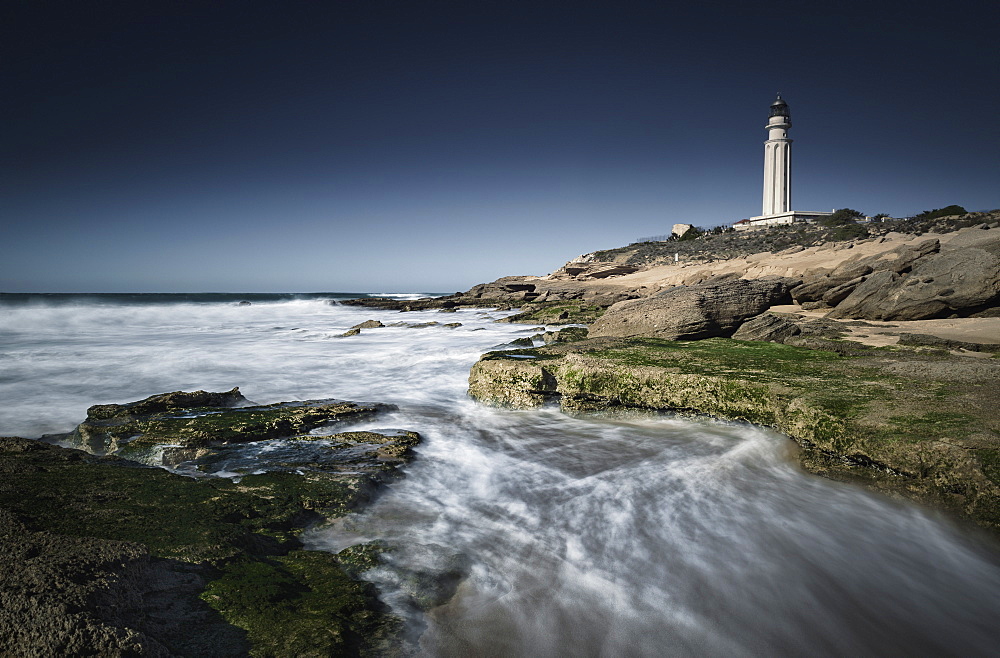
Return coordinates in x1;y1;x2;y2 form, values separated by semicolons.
828;244;1000;320
731;313;801;342
350;320;384;330
589;278;794;340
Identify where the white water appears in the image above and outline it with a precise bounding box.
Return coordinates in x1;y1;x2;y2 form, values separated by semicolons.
2;298;999;655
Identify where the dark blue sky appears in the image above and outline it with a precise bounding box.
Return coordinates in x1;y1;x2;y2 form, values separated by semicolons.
3;0;998;292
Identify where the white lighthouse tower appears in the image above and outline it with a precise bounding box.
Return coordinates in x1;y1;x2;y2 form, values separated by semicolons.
738;94;830;230
762;94;792;216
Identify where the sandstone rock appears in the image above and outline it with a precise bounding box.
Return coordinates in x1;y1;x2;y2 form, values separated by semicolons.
829;244;1000;320
672;223;694;238
821;276;867;305
340;327;361;337
350;320;384;330
731;313;801;342
590;278;794;340
790;277;841;303
792;239;941;305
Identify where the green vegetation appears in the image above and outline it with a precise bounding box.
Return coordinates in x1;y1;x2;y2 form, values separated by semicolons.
820;208;865;226
0;438;405;654
499;300;607;325
913;204;967;221
69;399;375;459
201;549;399;657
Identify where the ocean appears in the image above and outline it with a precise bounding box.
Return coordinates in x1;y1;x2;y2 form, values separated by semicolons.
2;293;999;655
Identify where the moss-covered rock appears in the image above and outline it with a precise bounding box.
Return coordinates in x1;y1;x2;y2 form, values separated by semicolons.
2;390;422;655
468;338;1000;531
62;389;379;463
496;300;608;325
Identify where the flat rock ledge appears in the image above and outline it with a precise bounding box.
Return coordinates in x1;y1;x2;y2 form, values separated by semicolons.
469;338;1000;532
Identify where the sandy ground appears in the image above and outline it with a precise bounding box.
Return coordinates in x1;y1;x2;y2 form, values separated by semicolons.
604;226;1000;291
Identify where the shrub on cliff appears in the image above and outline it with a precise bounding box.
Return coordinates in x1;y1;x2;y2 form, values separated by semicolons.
913;205;967;221
821;208;865;226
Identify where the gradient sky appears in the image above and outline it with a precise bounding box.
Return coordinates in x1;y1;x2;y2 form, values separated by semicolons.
3;0;998;292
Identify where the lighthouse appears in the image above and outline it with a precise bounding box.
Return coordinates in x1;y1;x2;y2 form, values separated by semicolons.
762;94;792;216
737;94;831;230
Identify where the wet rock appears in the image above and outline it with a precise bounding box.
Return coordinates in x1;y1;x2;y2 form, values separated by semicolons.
0;435;406;656
340;327;362;337
443;322;462;328
590;278;794;340
64;391;379;461
350;320;384;330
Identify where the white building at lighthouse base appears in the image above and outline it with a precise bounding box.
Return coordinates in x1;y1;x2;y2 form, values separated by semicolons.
735;209;833;231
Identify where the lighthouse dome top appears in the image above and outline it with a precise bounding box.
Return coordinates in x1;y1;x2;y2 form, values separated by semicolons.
769;94;790;117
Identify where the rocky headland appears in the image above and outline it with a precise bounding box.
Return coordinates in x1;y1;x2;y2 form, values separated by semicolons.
450;210;1000;532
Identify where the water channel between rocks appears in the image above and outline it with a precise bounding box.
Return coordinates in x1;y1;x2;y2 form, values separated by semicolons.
2;296;998;656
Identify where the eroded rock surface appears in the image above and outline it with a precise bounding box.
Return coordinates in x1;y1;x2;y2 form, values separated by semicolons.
828;241;1000;320
590;278;794;340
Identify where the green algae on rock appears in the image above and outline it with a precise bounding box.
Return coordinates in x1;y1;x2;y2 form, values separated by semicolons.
60;387;380;464
2;389;423;656
495;300;608;325
468;338;1000;531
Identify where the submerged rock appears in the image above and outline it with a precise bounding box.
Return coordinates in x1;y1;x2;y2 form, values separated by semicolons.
2;386;426;655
